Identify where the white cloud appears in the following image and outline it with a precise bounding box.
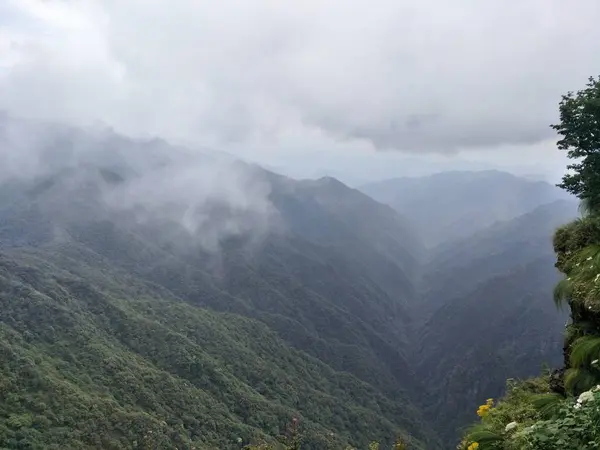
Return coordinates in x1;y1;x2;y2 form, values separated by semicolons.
0;0;599;155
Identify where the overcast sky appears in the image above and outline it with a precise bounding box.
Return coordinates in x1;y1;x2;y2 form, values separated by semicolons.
1;0;599;184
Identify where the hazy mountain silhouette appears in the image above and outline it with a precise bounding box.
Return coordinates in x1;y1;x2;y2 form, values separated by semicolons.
361;171;571;247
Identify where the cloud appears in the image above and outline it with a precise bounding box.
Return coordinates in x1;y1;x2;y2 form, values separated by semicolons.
102;158;277;253
0;114;278;253
0;0;599;153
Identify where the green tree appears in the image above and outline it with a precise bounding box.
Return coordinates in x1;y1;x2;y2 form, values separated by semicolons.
551;76;600;213
550;76;600;394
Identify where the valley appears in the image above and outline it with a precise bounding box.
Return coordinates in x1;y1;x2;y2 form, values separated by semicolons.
0;116;576;449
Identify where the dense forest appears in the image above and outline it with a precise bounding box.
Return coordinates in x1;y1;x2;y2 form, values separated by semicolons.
0;246;432;449
0;130;437;449
1;75;597;449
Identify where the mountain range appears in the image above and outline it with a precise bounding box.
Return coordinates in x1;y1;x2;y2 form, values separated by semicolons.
0;115;578;449
361;171;572;247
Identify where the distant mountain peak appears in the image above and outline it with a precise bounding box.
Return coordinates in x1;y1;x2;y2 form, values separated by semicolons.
361;170;573;247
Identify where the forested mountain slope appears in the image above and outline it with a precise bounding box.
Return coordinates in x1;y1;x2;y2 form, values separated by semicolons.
417;199;578;318
0;114;579;450
0;115;438;449
415;256;566;444
407;200;576;445
1;167;420;396
0;245;435;449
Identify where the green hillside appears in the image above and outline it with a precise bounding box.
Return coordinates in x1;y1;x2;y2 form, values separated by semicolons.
0;244;435;449
0;110;583;450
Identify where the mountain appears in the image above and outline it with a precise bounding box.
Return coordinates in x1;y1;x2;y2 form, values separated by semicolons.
416;256;566;444
0;115;579;449
360;171;571;247
409;200;578;445
0;246;432;450
417;199;579;318
0;115;439;449
1;166;422;396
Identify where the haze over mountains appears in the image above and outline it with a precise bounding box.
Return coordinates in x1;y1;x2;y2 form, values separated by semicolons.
361;168;577;443
0;115;578;449
361;172;573;247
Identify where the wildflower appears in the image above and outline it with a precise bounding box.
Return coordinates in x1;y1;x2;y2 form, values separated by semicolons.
587;256;593;261
236;437;243;444
476;405;490;417
578;391;595;404
467;443;479;450
592;359;599;366
574;403;582;410
476;398;494;417
505;421;518;432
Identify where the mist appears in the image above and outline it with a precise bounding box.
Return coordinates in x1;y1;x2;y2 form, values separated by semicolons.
102;158;277;253
0;114;278;253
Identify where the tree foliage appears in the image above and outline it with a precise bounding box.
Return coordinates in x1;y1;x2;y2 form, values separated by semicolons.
0;247;433;449
551;76;600;212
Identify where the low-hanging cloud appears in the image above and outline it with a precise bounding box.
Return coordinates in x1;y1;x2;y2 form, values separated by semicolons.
1;0;600;153
0;114;278;253
102;158;277;253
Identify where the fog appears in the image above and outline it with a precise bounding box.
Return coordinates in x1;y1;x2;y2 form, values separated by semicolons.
1;0;599;248
0;114;277;252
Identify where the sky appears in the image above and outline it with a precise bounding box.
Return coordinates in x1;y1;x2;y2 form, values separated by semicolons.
1;0;599;185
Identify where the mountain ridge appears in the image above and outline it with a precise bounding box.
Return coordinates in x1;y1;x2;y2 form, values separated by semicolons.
360;170;572;247
0;114;578;449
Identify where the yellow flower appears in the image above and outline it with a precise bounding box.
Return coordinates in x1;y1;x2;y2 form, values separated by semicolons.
476;398;494;417
467;443;479;450
476;404;490;417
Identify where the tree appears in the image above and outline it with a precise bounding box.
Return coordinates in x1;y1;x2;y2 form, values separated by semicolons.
551;76;600;212
549;76;600;395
